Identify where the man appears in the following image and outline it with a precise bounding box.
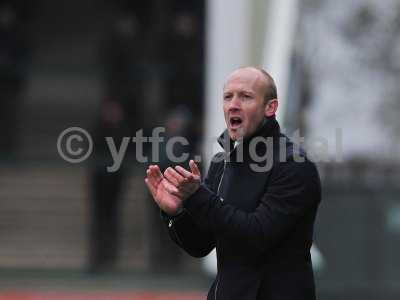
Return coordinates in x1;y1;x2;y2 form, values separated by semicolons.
145;67;321;299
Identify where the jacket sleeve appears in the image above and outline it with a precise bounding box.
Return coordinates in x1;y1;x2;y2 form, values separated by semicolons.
161;209;215;258
161;156;223;257
182;157;321;255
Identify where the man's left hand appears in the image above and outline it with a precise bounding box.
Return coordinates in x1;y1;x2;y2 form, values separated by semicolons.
164;160;201;200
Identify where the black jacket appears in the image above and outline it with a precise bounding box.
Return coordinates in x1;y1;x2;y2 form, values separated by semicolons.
162;117;321;299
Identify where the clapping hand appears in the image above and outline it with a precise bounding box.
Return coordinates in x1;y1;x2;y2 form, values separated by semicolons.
163;160;201;200
145;160;201;216
145;164;183;216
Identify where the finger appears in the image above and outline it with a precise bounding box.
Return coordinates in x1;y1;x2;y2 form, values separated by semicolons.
164;175;192;194
148;167;164;188
150;165;163;182
189;160;201;177
146;177;164;207
175;165;193;179
145;177;157;198
162;179;182;197
148;165;159;179
146;168;160;187
164;168;180;186
165;167;185;185
147;166;158;181
163;171;178;186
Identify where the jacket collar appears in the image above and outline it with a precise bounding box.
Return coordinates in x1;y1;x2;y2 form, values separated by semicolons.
217;116;281;154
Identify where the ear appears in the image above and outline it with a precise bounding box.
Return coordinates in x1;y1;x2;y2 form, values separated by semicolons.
264;99;278;117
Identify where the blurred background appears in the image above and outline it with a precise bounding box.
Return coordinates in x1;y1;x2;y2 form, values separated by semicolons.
0;0;399;299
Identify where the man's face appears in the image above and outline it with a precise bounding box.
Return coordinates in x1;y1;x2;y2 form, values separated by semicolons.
223;69;268;141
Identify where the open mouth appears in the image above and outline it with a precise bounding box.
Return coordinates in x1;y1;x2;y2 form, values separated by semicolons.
230;116;243;128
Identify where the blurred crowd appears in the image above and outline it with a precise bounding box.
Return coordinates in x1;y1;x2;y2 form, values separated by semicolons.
88;1;204;273
0;0;205;274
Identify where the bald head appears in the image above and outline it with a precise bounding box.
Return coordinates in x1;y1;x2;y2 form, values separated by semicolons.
222;66;279;141
225;67;277;103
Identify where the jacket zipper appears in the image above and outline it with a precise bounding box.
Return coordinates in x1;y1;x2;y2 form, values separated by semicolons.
217;159;226;195
214;276;219;300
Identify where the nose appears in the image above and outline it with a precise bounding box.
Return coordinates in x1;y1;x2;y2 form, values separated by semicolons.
228;95;241;111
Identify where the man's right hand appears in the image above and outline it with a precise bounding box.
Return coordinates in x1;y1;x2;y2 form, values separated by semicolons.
145;165;183;216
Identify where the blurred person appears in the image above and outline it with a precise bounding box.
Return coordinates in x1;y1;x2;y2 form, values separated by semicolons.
146;106;198;272
145;67;321;299
0;2;29;160
102;12;146;133
88;13;146;273
164;10;203;113
88;99;130;273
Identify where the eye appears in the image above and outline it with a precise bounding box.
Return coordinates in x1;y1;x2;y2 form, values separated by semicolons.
244;94;253;100
223;94;232;101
